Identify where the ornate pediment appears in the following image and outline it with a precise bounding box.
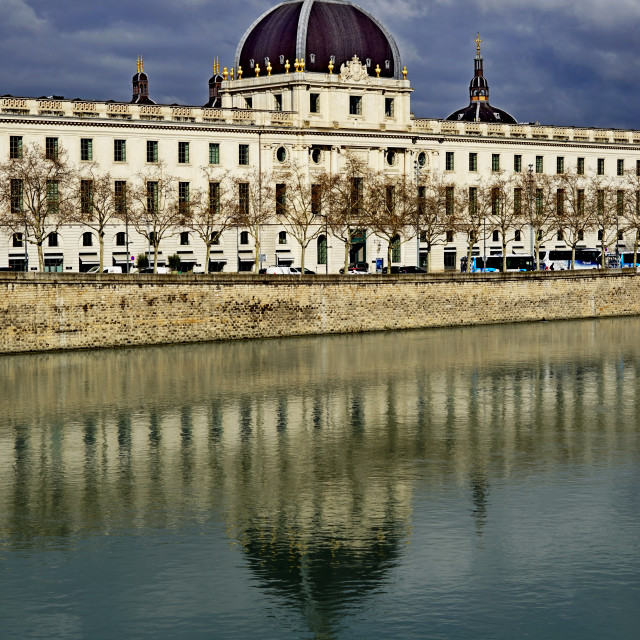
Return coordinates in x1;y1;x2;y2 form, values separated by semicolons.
339;55;370;84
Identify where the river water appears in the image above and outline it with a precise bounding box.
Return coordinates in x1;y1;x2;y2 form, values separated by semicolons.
1;319;639;639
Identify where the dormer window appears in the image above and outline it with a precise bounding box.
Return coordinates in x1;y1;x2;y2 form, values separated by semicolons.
384;60;390;69
310;53;316;64
366;58;371;67
249;59;255;68
279;55;285;64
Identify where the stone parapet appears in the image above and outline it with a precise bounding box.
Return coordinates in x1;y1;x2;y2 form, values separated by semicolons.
1;270;639;353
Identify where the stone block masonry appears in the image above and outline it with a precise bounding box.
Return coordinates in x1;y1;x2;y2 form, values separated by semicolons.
1;270;640;353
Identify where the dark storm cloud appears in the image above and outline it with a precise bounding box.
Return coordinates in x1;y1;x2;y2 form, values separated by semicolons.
1;0;639;128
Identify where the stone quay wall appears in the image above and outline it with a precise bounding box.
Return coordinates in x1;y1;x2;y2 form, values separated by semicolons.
1;270;640;353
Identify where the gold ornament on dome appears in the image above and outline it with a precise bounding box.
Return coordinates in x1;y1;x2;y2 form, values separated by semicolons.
230;68;234;81
294;58;300;72
328;59;334;74
300;58;305;71
285;60;290;74
375;64;381;78
267;61;272;76
402;66;407;79
475;33;482;57
222;67;228;80
255;63;260;77
238;66;243;79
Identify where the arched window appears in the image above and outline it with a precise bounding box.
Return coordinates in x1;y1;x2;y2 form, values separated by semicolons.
278;231;287;245
391;235;401;263
317;235;327;265
240;231;249;245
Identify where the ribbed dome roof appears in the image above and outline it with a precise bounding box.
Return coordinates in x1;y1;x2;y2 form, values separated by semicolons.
234;0;402;79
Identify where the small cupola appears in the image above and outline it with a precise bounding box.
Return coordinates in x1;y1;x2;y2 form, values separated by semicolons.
131;56;155;104
205;57;223;107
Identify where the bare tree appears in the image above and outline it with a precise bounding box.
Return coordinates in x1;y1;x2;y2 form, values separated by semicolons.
322;152;369;274
0;142;75;271
189;168;235;273
233;169;275;273
623;169;640;266
518;171;558;270
554;170;594;269
486;172;523;272
588;174;620;268
460;177;494;271
130;163;193;273
415;171;459;272
366;171;417;271
72;164;123;271
278;162;324;274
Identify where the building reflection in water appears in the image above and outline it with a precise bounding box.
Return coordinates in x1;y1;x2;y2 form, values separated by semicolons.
1;318;640;636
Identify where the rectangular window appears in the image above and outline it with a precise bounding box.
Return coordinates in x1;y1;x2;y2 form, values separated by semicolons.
209;143;220;165
178;182;190;213
444;250;456;270
445;186;454;216
577;157;585;175
491;187;500;215
245;97;252;109
48;232;58;247
445;152;454;171
310;93;320;113
80;179;93;215
209;182;220;215
147;140;158;163
238;182;249;215
46;179;59;214
384;98;394;117
180;231;190;246
386;186;396;213
637;160;640;177
351;177;363;214
146;181;158;214
12;233;23;248
491;154;500;172
617;190;624;216
349;95;362;115
597;190;605;215
116;232;126;246
274;94;282;111
469;153;477;172
514;229;521;242
114;181;127;216
514;188;522;216
239;144;249;165
45;137;58;160
468;187;477;216
80;138;93;162
178;141;189;164
617;159;624;176
578;189;585;214
514;155;522;172
10;136;23;159
536;188;544;215
82;232;93;247
557;157;564;174
597;158;605;175
276;183;286;216
535;156;543;173
114;139;126;162
417;186;426;217
311;184;321;216
10;179;23;213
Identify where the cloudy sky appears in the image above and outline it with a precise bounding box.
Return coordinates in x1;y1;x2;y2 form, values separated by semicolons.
1;0;639;129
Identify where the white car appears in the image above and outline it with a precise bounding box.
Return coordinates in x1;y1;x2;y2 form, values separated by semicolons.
87;266;123;274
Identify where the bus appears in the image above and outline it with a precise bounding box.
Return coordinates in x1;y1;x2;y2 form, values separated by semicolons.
460;255;534;273
538;248;601;270
614;252;639;268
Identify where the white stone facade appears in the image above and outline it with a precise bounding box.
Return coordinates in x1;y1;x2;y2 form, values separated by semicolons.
1;63;640;273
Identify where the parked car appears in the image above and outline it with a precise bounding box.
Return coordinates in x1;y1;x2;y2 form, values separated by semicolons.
137;266;170;274
87;266;123;274
265;266;294;274
289;267;316;274
339;262;370;274
383;265;428;274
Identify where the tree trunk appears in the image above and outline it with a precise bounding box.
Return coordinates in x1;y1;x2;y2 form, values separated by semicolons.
37;243;44;272
254;237;261;273
99;236;104;271
535;236;541;271
387;242;393;274
300;245;305;276
502;239;507;272
571;246;576;270
153;241;159;273
344;242;349;275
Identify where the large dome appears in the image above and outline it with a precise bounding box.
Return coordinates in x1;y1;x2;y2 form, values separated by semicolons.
234;0;402;79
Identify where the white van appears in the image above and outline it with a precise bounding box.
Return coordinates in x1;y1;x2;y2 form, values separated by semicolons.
265;266;294;274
